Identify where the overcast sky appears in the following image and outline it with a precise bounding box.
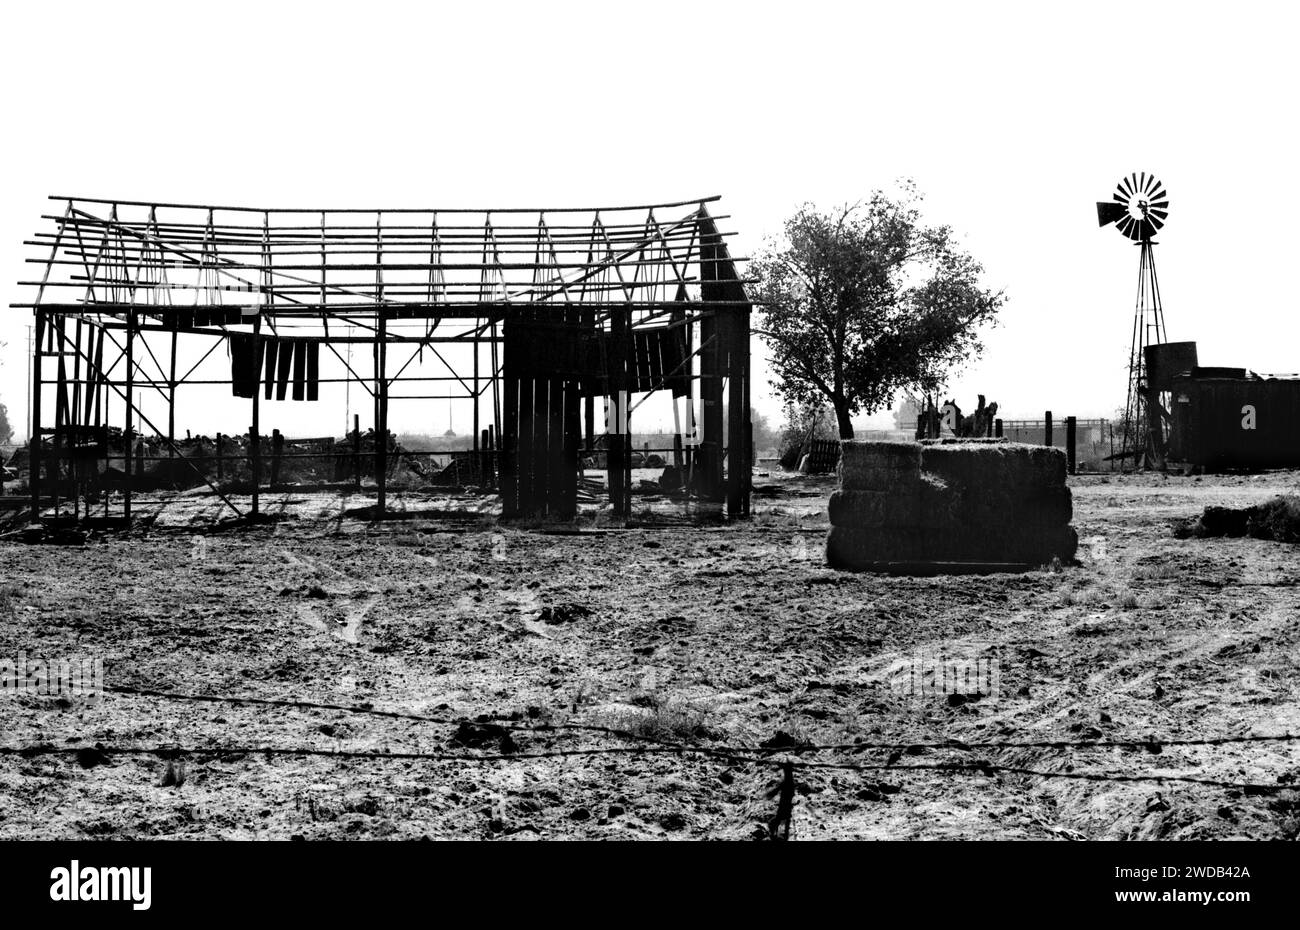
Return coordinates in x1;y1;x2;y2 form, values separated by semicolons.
2;0;1296;438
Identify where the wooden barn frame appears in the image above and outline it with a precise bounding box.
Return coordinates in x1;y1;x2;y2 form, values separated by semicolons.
13;195;753;524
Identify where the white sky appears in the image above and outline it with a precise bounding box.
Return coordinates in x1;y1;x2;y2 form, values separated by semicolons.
2;0;1297;438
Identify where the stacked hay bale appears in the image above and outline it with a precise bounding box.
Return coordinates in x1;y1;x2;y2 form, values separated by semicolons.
827;440;1077;572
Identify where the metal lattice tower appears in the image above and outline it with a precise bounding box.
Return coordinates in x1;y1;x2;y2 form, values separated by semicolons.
1097;173;1169;470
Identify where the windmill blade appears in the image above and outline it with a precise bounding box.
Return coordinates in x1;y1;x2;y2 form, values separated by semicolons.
1099;173;1169;240
1097;201;1128;226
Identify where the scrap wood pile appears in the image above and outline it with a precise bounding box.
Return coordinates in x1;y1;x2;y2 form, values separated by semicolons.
826;440;1078;573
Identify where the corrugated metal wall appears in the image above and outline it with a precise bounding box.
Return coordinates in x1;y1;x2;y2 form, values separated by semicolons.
1170;376;1300;467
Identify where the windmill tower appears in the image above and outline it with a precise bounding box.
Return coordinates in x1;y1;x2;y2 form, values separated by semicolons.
1097;173;1169;470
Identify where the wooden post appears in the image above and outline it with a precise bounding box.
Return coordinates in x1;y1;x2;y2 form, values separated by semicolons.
271;429;283;486
608;309;630;515
473;324;480;454
250;312;262;517
168;327;178;464
502;321;520;517
1044;410;1053;447
124;311;135;522
1066;416;1077;475
352;413;361;489
994;417;1003;438
374;213;388;518
30;311;45;523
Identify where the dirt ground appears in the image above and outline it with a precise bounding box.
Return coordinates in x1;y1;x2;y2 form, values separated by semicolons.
1;469;1298;840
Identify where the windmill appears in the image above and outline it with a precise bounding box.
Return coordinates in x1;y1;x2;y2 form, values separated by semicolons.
1097;172;1169;470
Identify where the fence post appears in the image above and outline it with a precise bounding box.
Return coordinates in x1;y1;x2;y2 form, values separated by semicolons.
1044;411;1053;447
352;413;361;488
994;418;1003;438
1066;416;1077;475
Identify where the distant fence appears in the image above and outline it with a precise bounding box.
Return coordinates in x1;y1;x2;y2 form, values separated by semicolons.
1000;419;1116;471
897;417;1118;472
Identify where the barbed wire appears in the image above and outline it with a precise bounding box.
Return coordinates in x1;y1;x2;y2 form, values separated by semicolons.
2;740;1297;793
104;683;1300;754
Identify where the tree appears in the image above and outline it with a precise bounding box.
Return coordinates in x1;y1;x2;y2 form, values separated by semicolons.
751;183;1004;439
0;401;12;445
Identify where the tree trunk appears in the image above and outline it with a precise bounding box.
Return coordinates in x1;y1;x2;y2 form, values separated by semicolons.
833;398;854;440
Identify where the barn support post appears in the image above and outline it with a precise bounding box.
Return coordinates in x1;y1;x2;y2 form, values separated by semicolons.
124;310;135;522
167;327;178;468
374;213;388;517
250;310;262;517
375;308;388;515
697;319;723;500
699;206;750;513
30;310;45;522
608;308;631;515
473;324;480;454
501;319;520;518
725;302;751;518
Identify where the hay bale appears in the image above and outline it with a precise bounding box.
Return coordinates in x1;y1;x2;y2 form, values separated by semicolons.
1015;486;1073;526
828;475;958;529
920;443;1066;490
826;522;1076;570
954;485;1074;529
832;482;1071;532
841;440;922;470
825;525;929;567
840;441;922;490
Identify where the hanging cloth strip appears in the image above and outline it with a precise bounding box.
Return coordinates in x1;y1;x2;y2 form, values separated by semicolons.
228;334;263;398
236;336;323;401
275;341;294;401
263;337;278;400
291;341;308;401
306;341;320;401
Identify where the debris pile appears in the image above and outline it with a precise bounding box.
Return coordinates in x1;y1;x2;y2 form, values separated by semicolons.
826;440;1077;572
1174;495;1300;544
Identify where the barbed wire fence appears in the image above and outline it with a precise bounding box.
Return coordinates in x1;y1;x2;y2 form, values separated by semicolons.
4;682;1299;840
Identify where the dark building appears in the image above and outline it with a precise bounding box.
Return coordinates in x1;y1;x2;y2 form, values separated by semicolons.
1149;342;1300;468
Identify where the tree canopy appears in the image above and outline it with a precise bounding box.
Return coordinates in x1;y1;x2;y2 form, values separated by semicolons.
750;183;1004;439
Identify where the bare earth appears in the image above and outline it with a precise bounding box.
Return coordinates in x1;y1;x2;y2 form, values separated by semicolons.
1;470;1298;840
